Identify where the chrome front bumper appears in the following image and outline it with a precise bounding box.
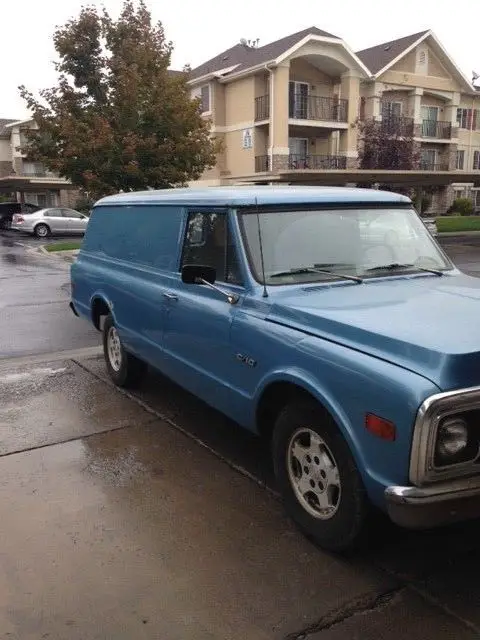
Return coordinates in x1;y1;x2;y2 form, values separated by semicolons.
385;477;480;529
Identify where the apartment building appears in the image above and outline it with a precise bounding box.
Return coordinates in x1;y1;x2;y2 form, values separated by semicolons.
0;118;77;207
187;27;480;213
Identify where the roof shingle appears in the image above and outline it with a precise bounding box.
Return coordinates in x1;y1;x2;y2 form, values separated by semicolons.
190;26;339;80
0;118;17;137
355;30;429;75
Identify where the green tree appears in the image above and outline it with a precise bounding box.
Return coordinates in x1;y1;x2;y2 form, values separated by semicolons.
19;1;219;198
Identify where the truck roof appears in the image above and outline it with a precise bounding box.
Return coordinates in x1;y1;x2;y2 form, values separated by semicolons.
95;185;411;208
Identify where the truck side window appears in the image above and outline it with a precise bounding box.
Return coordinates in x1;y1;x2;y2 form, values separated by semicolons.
181;212;243;285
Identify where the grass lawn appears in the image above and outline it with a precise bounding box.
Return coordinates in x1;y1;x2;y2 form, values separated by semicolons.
45;240;82;252
436;216;480;233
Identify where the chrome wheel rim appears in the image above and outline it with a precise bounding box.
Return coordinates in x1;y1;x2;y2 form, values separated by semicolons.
107;326;122;372
287;427;341;520
37;225;48;237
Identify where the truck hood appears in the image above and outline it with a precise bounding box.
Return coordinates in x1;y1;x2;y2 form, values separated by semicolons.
267;272;480;390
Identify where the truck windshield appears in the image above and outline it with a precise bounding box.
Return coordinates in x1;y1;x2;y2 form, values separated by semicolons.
240;207;452;285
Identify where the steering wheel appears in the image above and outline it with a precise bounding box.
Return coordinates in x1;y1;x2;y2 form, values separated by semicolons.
364;242;396;266
415;255;440;268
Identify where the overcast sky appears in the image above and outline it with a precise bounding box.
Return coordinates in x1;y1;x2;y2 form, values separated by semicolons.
2;0;479;118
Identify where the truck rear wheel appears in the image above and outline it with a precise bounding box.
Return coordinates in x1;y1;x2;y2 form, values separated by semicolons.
103;314;146;388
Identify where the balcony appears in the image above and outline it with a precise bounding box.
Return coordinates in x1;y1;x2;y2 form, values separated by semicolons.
255;154;347;172
419;120;452;139
21;170;58;178
418;161;450;171
289;95;348;123
381;116;414;137
254;95;270;121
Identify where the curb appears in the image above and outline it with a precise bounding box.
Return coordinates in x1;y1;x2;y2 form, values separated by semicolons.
38;245;79;263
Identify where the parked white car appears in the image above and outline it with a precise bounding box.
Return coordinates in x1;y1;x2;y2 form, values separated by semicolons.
11;207;89;237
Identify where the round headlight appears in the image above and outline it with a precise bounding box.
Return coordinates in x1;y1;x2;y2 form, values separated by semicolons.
436;418;469;458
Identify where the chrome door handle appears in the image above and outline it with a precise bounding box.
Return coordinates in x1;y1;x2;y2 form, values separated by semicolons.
163;292;178;301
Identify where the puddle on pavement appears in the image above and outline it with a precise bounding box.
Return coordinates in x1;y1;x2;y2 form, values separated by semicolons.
0;361;152;456
2;252;17;264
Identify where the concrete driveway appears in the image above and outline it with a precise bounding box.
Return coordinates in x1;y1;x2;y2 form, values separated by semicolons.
0;352;479;640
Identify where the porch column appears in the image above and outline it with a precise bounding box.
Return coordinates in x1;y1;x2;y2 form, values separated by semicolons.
444;92;460;137
409;88;423;123
269;62;290;171
364;82;383;120
339;72;360;167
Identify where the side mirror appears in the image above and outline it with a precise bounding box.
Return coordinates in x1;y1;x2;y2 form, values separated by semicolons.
181;263;239;305
182;264;216;285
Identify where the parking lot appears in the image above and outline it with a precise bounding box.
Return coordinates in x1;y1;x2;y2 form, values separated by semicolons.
2;232;480;639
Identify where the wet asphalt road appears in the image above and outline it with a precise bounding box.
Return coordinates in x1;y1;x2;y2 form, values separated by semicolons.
0;231;99;359
2;233;480;638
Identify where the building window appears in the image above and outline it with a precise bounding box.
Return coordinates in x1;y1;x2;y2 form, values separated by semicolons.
474;150;480;170
382;101;402;119
420;149;436;170
200;85;210;113
456;150;465;170
192;84;211;114
457;108;479;130
474;190;480;210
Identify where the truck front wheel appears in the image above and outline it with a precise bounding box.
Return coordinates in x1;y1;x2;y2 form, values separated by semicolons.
272;399;370;552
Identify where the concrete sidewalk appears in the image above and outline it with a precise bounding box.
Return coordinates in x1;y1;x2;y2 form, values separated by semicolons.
0;357;478;639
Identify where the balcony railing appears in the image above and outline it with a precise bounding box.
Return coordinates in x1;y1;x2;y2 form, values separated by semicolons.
418;162;450;171
21;171;57;177
381;116;414;136
255;154;348;172
420;120;452;139
254;95;270;121
289;95;348;122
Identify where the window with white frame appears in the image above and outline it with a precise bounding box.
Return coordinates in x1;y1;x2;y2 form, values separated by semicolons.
474;190;480;210
456;150;465;170
192;84;211;114
420;148;436;169
474;150;480;170
381;101;402;119
456;108;479;130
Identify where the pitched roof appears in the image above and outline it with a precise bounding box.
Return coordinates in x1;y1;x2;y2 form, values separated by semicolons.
356;30;429;75
0;118;17;137
190;26;340;80
167;69;185;78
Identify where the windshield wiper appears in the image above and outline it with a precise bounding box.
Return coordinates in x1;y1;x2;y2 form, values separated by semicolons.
270;266;363;283
365;263;444;276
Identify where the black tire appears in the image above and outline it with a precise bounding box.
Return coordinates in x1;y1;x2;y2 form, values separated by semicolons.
103;314;146;388
34;223;50;238
272;399;370;552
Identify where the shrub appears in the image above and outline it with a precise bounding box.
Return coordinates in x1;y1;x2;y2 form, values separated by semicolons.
447;197;474;216
413;194;432;214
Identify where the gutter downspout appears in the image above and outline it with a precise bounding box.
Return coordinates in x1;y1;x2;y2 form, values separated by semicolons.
264;64;274;178
469;95;475;175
